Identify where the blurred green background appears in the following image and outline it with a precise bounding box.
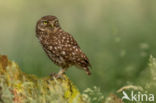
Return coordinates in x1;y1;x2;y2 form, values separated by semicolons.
0;0;156;95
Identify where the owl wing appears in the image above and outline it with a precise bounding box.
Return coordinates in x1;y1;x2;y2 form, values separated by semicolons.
62;32;80;48
45;31;91;70
60;32;91;70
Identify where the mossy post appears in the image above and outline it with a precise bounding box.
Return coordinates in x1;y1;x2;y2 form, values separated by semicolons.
0;55;87;103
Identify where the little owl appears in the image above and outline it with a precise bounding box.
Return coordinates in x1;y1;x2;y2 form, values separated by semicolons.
36;15;91;78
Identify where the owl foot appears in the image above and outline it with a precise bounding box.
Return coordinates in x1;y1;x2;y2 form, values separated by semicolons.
49;73;64;80
49;68;67;80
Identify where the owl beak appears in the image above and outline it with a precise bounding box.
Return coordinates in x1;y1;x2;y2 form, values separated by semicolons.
49;21;54;28
50;24;54;28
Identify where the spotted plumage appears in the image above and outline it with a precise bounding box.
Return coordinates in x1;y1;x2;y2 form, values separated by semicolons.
36;15;91;77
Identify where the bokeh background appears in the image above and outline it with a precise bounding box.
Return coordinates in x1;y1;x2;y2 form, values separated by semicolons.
0;0;156;96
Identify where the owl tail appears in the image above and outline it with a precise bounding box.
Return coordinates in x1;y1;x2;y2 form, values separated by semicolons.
84;67;91;75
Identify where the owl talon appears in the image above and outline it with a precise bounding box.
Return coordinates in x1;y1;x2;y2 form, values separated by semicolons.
49;73;57;77
49;73;64;80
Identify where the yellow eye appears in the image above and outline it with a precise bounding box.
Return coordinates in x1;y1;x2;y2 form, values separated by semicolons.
43;21;48;25
54;21;59;27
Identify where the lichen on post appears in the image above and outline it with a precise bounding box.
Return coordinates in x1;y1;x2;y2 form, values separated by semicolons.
0;55;87;103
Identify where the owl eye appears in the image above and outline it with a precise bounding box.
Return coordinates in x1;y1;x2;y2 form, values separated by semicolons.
43;21;48;25
54;21;59;27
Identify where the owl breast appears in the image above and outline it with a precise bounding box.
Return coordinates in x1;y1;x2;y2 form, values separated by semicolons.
43;47;68;68
39;33;70;68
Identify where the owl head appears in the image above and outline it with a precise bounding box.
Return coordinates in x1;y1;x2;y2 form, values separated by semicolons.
36;15;60;36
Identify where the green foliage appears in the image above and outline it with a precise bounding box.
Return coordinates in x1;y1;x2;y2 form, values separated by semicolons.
81;56;156;103
144;55;156;94
82;86;104;103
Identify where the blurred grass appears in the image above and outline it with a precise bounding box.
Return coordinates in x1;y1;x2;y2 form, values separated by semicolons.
0;0;156;96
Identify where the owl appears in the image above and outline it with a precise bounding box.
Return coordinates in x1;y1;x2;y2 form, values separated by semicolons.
36;15;91;78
